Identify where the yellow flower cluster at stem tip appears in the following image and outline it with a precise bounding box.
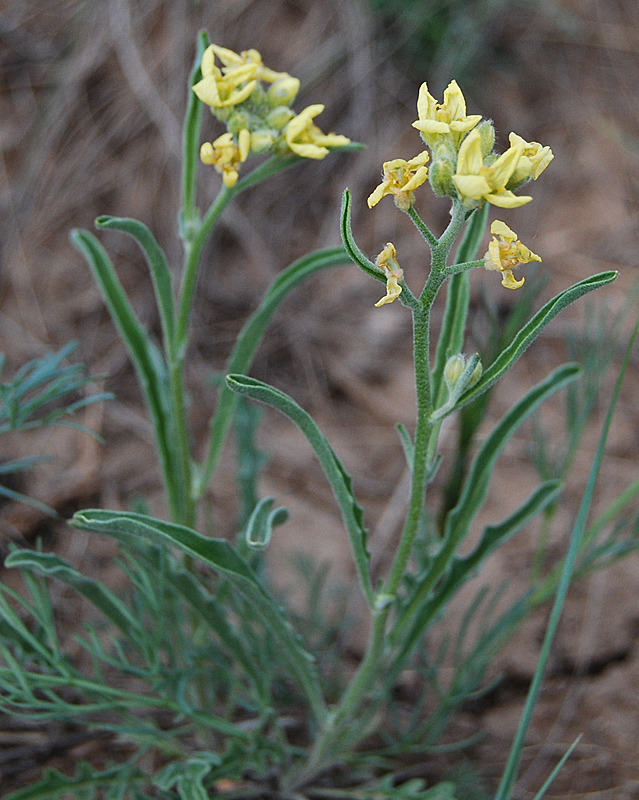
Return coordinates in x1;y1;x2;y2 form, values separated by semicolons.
367;152;430;210
374;243;403;307
200;130;250;188
193;44;290;108
193;44;350;183
412;80;482;147
285;104;351;159
484;220;541;289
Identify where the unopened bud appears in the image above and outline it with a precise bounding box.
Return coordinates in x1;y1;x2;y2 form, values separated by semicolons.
477;120;496;157
227;111;249;135
429;160;455;196
267;76;300;106
467;359;482;389
444;355;465;390
266;106;295;130
250;129;276;153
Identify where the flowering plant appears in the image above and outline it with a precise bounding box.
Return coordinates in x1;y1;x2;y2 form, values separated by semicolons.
1;38;636;800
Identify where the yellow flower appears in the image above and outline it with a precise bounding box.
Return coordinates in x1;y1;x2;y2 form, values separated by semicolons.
374;243;403;307
200;130;251;187
484;220;541;290
193;44;292;109
412;80;482;148
507;132;554;184
285;104;350;159
453;129;532;208
367;152;430;210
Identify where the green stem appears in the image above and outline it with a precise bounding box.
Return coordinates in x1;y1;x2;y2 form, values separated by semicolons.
289;605;391;790
176;185;235;352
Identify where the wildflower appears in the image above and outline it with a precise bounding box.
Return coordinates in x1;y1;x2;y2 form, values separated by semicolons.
453;129;532;208
412;80;482;148
507;132;554;185
484;220;541;289
367;152;430;210
193;44;291;109
285;104;350;159
374;243;404;307
200;130;251;187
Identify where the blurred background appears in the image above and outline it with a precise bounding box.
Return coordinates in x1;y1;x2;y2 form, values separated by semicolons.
2;0;639;796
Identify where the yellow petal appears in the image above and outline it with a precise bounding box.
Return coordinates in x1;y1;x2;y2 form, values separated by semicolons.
490;220;517;240
402;165;429;193
209;44;245;66
456;129;484;176
453;174;492;199
489;143;524;187
192;76;221;106
238;129;251;161
501;269;525;290
375;275;402;307
412;119;450;135
485;190;532;208
416;82;437;120
443;79;466;120
367;181;391;208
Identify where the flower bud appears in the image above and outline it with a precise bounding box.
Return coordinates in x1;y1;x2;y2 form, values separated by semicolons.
477;120;495;157
428;159;455;196
444;354;465;391
266;106;295;130
467;359;482;389
267;76;300;106
444;353;482;396
227;111;250;134
250;129;276;153
432;140;457;164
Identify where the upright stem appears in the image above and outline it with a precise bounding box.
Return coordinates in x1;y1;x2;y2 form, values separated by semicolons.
291;201;471;786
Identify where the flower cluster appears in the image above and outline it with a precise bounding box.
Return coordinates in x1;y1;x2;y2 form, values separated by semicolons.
367;79;552;298
193;44;350;186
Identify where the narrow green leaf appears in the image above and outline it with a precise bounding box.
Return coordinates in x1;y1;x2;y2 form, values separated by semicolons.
200;247;349;494
225;374;374;606
70;229;184;517
245;496;289;549
393;480;561;660
0;763;139;800
495;316;639;800
340;189;385;281
70;509;327;723
393;364;578;646
136;544;265;689
180;30;209;232
95;216;175;351
453;271;618;413
4;550;145;644
530;736;582;800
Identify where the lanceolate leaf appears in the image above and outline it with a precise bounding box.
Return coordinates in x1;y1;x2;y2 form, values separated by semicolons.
340;189;384;282
95;216;175;352
70;230;184;517
225;374;374;606
452;271;618;413
70;509;327;724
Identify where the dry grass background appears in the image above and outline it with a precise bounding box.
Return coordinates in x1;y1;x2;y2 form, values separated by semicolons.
2;0;639;796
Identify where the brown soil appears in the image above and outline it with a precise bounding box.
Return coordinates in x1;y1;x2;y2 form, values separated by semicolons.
2;0;639;797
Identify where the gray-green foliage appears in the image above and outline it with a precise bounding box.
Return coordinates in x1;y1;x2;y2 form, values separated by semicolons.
2;28;638;800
